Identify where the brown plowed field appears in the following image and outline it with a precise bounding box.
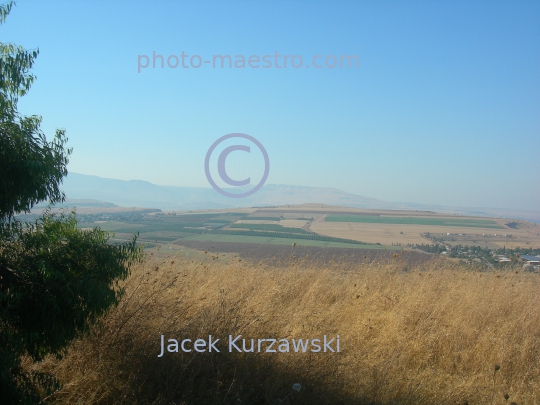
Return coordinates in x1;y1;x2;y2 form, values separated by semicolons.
173;239;435;266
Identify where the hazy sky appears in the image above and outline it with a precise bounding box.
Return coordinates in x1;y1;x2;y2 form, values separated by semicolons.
3;0;539;210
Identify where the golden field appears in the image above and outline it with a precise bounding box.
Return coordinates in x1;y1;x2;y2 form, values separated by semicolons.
310;220;435;245
236;205;540;249
309;215;540;249
30;249;540;404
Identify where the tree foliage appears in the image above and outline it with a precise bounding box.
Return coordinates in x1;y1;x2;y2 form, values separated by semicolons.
0;3;144;402
0;0;68;221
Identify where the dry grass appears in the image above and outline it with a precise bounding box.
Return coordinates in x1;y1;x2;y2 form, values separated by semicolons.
30;250;540;404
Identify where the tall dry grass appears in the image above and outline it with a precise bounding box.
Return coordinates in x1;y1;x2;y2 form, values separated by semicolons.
30;250;540;404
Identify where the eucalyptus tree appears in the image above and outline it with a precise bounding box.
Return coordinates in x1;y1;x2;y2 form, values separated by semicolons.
0;3;143;402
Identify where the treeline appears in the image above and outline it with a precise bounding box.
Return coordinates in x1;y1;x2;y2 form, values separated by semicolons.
413;244;448;254
495;247;540;256
414;243;540;259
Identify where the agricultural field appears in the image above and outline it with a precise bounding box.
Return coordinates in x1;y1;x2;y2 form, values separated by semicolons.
75;206;387;253
229;223;310;234
312;221;435;245
72;203;540;260
179;233;390;250
236;219;310;228
325;215;503;228
302;206;540;250
311;221;528;247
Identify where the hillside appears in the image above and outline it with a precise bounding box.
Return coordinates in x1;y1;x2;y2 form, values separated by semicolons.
32;252;540;404
62;173;540;222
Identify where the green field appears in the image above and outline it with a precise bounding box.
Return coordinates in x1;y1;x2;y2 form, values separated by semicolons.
142;236;178;242
241;217;281;221
325;215;503;229
230;223;309;234
207;229;374;245
181;233;396;249
82;215;381;248
78;212;422;250
79;221;148;232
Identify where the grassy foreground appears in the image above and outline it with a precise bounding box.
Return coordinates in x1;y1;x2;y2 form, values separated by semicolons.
29;251;540;404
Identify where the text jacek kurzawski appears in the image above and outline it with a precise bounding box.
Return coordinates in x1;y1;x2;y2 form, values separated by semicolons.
158;334;341;357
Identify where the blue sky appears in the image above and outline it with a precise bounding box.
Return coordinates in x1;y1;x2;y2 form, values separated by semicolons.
3;0;539;210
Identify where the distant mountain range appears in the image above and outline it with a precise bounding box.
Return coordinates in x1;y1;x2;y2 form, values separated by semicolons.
58;172;540;223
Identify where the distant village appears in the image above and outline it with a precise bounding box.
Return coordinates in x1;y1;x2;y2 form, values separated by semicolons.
410;232;540;270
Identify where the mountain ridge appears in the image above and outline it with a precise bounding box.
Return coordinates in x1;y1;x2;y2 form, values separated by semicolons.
60;172;540;223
